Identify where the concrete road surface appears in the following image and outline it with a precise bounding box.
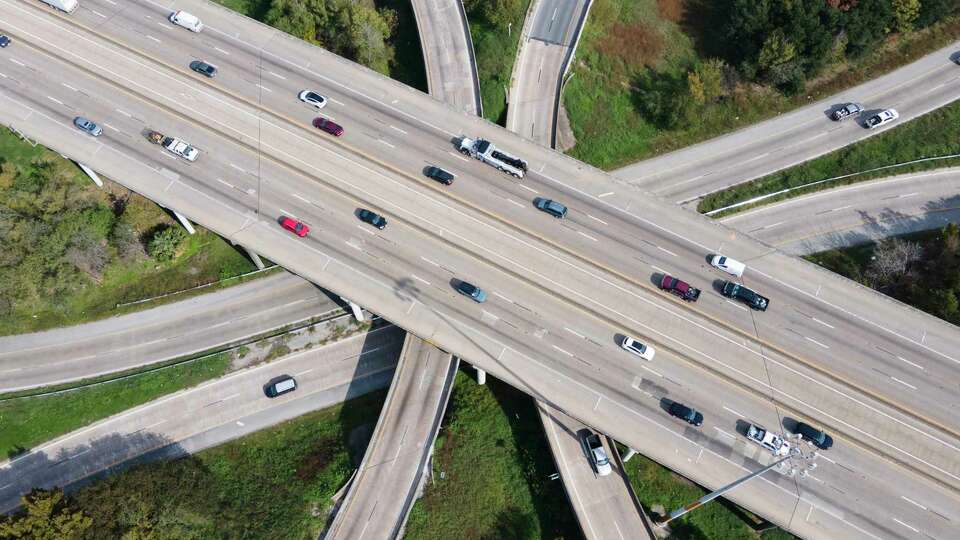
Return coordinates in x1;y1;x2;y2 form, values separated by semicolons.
0;325;405;513
0;272;340;392
325;335;458;539
410;0;481;115
507;0;590;146
4;3;960;536
538;401;654;540
614;42;960;203
723;168;960;255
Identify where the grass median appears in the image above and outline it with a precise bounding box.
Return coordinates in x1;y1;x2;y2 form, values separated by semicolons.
697;99;960;216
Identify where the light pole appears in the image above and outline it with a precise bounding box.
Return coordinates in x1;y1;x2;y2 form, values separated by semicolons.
657;437;817;527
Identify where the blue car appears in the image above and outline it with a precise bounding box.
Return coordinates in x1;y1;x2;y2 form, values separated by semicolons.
73;116;102;137
534;197;568;219
456;281;487;303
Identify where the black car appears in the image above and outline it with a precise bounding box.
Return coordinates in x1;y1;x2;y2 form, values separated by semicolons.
425;166;455;185
668;402;703;427
189;60;217;78
721;281;769;311
831;102;863;121
795;422;833;450
0;35;10;48
358;209;387;230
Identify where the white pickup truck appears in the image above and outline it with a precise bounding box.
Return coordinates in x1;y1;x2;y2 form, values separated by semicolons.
458;136;527;178
582;431;612;476
148;130;199;162
745;423;791;456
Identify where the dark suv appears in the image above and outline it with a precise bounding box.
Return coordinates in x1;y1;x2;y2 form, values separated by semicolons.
795;422;833;450
721;281;769;311
425;166;455;185
668;402;703;427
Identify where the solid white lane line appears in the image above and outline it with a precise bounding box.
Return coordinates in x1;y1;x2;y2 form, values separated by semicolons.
890;377;917;390
448;151;470;162
9;58;25;67
518;184;538;194
725;300;748;311
641;365;662;377
102;122;119;132
267;71;286;79
506;198;525;208
657;246;677;257
897;356;924;370
115;108;132;117
900;496;927;511
378;139;395;148
292;193;310;203
598;192;614;197
230;163;247;173
564;327;585;339
714;427;736;439
420;256;439;267
255;84;272;93
805;336;829;349
722;406;744;418
389;125;407;134
411;274;430;286
552;345;574;357
61;82;77;91
493;292;514;303
214;46;231;55
146;35;161;44
47;96;63;105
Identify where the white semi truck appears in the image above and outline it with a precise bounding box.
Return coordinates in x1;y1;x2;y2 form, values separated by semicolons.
458;136;527;178
39;0;79;13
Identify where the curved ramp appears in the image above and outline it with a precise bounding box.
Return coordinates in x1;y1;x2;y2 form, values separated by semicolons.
410;0;482;115
323;335;458;539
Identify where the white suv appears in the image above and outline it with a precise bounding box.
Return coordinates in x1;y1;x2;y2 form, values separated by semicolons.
170;11;203;32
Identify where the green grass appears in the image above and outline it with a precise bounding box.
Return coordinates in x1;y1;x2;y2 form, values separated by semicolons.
0;354;231;460
697;98;960;216
405;371;581;539
65;390;386;539
471;2;532;124
620;453;797;539
563;2;960;170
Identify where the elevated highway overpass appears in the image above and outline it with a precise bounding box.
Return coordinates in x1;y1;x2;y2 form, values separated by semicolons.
3;1;960;536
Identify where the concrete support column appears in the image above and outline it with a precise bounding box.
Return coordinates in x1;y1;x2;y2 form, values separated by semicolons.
475;366;486;385
244;248;266;270
622;447;638;462
173;211;196;235
341;298;365;322
75;162;103;187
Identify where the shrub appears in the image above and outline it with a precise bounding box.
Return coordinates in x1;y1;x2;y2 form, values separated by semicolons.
148;226;186;262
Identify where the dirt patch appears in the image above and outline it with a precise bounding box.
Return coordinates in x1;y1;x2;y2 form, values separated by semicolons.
656;0;684;22
554;101;577;152
296;437;338;481
596;22;664;71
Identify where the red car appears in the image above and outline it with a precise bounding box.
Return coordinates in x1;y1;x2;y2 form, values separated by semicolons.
312;117;343;137
278;216;309;237
659;274;701;302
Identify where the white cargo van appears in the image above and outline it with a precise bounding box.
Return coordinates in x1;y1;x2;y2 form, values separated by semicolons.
39;0;79;13
169;11;204;32
711;255;746;278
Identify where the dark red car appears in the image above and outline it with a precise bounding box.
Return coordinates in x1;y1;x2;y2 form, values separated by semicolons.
279;216;309;237
312;117;343;137
660;274;701;302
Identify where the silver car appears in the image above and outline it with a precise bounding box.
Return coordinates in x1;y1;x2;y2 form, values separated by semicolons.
73;116;102;137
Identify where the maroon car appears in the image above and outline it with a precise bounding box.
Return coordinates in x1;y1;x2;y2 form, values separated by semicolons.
312;116;343;137
660;274;701;302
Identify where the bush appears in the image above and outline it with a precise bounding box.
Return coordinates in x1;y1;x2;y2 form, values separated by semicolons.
148;226;186;262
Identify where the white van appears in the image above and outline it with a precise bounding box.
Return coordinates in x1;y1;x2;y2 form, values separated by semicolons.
711;255;746;278
169;11;204;32
40;0;79;13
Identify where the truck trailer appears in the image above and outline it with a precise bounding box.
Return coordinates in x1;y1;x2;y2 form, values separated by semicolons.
39;0;79;13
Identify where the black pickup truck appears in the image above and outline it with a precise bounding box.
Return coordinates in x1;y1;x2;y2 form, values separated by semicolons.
660;274;701;302
721;281;769;311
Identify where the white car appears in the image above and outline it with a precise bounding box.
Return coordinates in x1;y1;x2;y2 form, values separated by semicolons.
298;90;327;109
169;11;203;32
621;336;655;360
710;255;745;277
866;108;898;129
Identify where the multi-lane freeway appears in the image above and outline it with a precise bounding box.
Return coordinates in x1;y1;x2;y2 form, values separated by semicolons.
3;1;960;537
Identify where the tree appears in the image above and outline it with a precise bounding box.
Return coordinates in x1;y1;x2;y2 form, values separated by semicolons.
892;0;921;32
0;489;92;539
147;226;186;262
697;59;726;102
865;237;922;286
930;288;959;321
687;71;705;104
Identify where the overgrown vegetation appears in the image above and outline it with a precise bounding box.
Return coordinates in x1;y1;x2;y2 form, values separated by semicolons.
0;354;231;460
698;98;960;215
565;0;960;169
808;224;960;323
621;452;797;539
212;0;426;90
1;391;387;539
464;0;531;124
0;129;259;336
405;371;581;539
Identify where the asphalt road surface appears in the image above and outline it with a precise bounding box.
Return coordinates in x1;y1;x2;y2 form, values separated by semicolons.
722;168;960;255
2;2;959;536
0;272;339;391
0;324;405;513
